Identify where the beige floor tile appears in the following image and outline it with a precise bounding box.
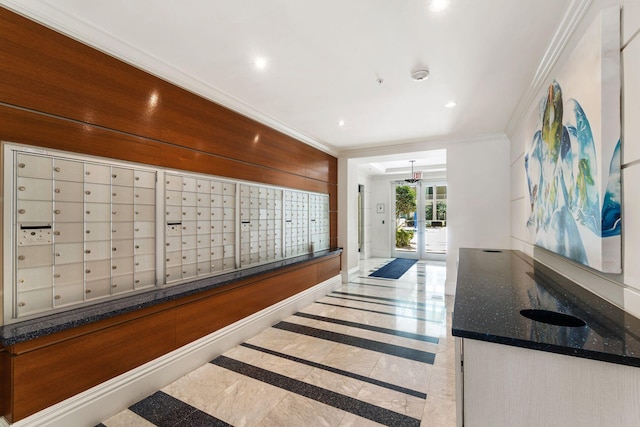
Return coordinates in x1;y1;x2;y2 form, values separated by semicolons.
224;345;315;381
281;333;340;362
369;354;433;394
427;367;456;401
198;375;288;426
100;258;456;427
338;413;387;426
319;343;382;376
102;409;157;427
256;393;347;427
303;367;365;398
161;363;241;408
245;327;300;351
356;383;426;419
420;395;457;427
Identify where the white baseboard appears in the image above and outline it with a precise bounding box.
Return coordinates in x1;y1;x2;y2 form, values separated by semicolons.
1;275;342;427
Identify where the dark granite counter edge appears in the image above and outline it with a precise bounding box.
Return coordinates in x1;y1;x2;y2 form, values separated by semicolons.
451;248;640;369
452;328;640;368
0;248;342;346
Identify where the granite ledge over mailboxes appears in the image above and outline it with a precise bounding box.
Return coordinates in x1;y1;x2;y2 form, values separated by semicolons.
452;248;640;368
0;249;342;346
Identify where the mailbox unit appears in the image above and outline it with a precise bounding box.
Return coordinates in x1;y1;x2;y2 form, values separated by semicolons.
4;144;331;322
12;151;157;318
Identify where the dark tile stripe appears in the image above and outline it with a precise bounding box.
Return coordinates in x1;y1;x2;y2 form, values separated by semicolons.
294;312;439;344
331;291;438;309
273;321;435;364
240;342;427;399
315;301;442;324
129;391;231;427
211;355;421;427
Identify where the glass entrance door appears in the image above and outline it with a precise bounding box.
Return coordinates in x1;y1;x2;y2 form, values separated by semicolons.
392;182;447;259
424;184;447;255
393;183;419;258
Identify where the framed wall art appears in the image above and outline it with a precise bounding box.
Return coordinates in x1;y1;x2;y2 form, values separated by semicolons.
525;6;621;273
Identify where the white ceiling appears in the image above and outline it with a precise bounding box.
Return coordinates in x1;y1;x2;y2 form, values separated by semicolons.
2;0;577;172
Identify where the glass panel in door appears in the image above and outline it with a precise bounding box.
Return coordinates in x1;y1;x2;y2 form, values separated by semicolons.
425;184;447;254
394;184;418;258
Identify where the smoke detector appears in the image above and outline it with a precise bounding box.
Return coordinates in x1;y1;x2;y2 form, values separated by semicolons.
411;69;430;81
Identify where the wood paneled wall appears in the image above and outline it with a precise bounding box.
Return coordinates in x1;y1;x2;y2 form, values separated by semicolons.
0;6;337;247
0;6;340;423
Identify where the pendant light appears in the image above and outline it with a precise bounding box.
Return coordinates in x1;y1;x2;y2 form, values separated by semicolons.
405;160;420;183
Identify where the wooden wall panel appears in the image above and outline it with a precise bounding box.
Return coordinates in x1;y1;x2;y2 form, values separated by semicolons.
0;106;312;190
10;310;176;421
305;145;338;184
0;6;337;246
0;7;314;178
175;264;317;347
0;349;9;422
10;301;177;356
317;256;342;283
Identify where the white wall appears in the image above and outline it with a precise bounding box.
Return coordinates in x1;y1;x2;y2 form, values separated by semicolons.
368;176;393;258
338;157;361;281
347;136;511;295
509;1;640;317
446;136;512;293
356;169;373;259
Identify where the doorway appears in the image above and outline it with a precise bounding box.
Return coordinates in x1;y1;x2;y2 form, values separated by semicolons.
392;181;447;259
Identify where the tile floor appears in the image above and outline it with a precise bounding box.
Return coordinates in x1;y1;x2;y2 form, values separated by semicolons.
99;258;456;427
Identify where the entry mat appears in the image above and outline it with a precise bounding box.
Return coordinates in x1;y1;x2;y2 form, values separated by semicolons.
368;258;418;279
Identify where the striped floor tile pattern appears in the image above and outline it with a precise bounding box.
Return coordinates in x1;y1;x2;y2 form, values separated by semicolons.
100;259;456;427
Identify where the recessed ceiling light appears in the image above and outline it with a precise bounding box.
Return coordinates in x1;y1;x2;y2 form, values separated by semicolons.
337;120;346;127
429;0;450;12
445;101;457;108
254;57;268;70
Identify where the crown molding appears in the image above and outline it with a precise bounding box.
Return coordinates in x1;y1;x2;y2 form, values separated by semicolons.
505;0;593;137
339;132;509;160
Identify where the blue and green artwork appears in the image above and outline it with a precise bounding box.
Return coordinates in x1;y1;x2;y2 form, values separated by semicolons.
525;80;621;272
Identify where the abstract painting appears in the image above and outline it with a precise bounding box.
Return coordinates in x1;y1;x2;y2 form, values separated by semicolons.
525;7;621;273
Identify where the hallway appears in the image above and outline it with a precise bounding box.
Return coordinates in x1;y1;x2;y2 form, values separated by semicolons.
99;259;456;427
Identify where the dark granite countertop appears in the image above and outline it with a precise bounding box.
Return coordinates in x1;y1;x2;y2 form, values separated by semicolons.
452;248;640;367
0;249;342;346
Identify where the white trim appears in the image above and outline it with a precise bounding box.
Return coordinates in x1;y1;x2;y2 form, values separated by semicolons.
0;274;341;427
505;0;592;136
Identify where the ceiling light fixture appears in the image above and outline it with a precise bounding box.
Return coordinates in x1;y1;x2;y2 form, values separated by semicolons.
445;101;457;108
254;57;267;70
411;69;430;81
337;120;345;127
429;0;450;12
405;160;421;183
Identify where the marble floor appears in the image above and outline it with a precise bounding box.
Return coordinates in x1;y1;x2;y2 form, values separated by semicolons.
99;258;456;427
